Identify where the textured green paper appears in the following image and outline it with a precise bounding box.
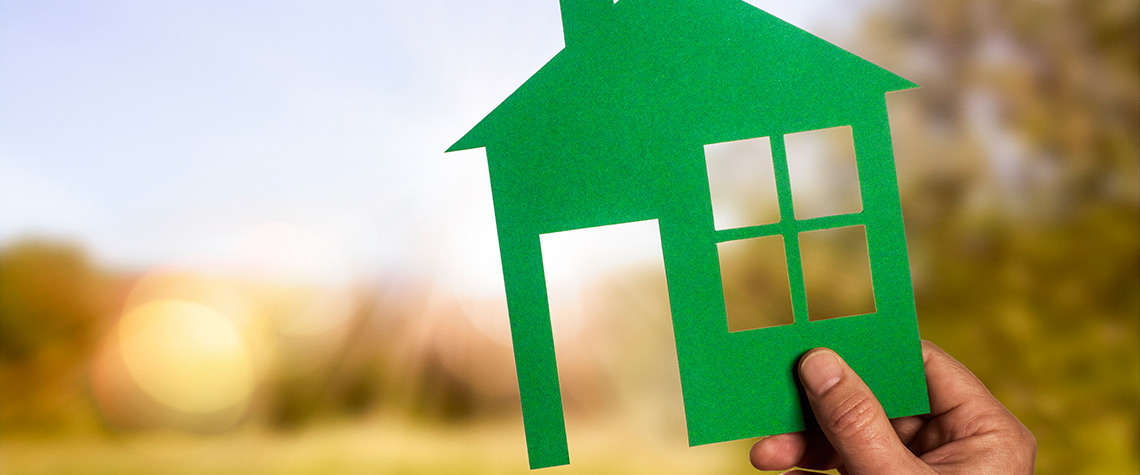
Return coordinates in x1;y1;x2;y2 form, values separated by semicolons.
447;0;929;469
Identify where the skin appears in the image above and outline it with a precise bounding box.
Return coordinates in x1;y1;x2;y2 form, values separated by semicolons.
750;341;1036;474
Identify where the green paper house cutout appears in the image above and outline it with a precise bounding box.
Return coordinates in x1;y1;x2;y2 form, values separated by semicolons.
448;0;929;469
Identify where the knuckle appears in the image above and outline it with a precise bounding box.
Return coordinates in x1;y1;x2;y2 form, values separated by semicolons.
1021;425;1037;449
826;393;887;448
1017;425;1038;468
984;424;1038;473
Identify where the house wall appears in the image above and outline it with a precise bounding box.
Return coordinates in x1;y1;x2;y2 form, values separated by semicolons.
672;95;927;444
482;91;924;463
484;140;711;235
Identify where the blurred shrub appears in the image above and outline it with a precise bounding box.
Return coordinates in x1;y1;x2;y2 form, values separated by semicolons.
0;240;112;433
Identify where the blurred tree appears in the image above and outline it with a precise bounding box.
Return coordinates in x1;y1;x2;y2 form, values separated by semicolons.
854;0;1140;472
0;240;112;433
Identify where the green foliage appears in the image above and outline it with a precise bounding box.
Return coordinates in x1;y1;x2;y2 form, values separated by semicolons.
867;0;1140;472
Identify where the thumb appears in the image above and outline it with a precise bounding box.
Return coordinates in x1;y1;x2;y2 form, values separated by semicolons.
799;349;925;474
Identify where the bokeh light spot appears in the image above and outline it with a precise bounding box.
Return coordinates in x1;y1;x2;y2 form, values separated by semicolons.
118;299;254;414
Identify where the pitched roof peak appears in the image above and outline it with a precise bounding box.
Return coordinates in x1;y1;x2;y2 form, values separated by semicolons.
448;0;917;153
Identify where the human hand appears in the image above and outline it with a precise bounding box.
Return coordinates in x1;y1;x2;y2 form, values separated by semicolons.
750;341;1035;474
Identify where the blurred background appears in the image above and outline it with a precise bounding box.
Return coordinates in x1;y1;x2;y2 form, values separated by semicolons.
0;0;1136;473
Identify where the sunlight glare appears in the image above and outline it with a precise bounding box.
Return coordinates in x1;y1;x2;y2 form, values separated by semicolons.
229;222;356;336
118;299;254;414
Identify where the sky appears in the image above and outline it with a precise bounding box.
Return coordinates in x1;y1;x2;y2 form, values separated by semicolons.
0;0;880;295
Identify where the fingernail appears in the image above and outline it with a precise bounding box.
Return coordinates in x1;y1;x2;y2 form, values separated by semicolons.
800;350;844;396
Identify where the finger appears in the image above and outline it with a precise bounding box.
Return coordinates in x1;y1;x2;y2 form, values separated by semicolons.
750;433;805;471
922;341;1002;416
798;348;925;474
920;340;1018;451
890;415;926;447
793;429;842;469
917;341;1036;467
750;430;841;471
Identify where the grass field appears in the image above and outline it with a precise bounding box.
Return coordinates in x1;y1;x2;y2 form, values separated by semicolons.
0;415;781;475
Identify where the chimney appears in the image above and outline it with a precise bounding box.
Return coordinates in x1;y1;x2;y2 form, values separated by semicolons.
559;0;612;48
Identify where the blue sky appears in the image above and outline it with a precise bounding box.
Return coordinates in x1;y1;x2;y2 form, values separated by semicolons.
0;0;878;291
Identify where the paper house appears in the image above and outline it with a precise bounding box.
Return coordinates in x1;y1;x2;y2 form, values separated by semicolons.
448;0;928;468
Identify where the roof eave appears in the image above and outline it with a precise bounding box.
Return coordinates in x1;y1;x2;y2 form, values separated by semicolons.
446;128;485;152
884;72;920;93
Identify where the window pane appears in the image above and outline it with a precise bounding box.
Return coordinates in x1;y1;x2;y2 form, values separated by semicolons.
704;136;781;230
799;225;876;321
785;126;862;219
717;235;794;332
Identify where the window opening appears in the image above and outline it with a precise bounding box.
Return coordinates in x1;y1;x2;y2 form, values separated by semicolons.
785;126;862;219
798;225;876;321
705;136;781;230
717;235;794;331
